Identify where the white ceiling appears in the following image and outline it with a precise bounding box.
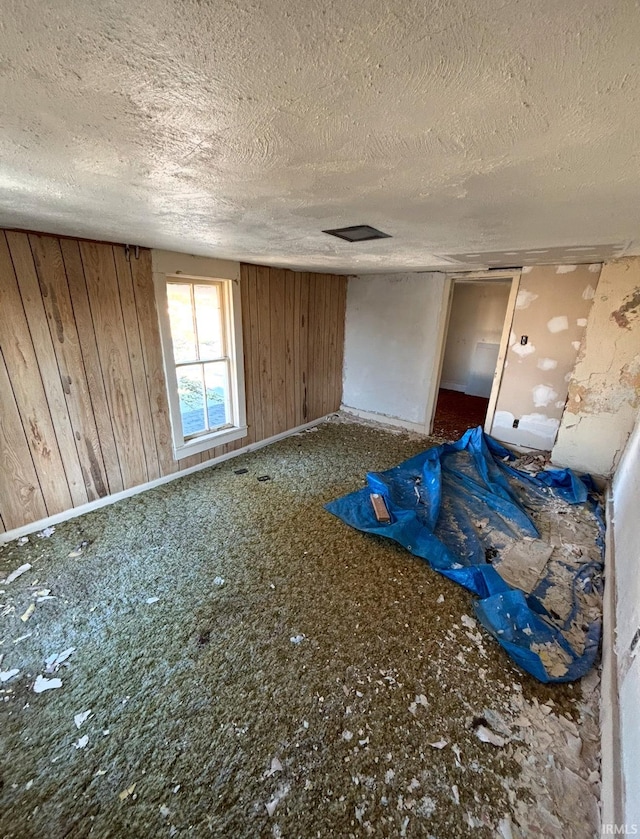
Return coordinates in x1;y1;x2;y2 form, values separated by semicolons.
0;0;639;273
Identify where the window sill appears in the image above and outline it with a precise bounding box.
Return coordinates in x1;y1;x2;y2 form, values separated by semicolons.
173;425;248;460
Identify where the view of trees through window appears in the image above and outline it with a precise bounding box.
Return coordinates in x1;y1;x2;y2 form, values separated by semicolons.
166;281;231;437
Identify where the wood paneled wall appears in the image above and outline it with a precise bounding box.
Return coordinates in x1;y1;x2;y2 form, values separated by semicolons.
0;231;347;533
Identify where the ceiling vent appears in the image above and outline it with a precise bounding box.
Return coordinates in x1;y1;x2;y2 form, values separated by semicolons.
323;225;391;243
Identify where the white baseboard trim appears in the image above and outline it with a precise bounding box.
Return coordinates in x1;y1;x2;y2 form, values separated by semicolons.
600;490;623;828
340;404;429;435
0;415;331;545
439;380;467;393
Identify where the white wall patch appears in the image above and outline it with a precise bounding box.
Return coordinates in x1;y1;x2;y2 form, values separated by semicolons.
511;342;536;358
537;357;558;371
492;410;515;429
577;318;588;327
521;266;534;274
588;264;601;273
532;384;559;407
547;315;569;333
491;411;560;451
516;289;539;309
571;340;581;350
582;285;596;300
556;265;577;273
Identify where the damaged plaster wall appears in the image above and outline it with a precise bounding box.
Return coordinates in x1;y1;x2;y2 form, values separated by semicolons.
342;272;445;429
610;408;640;824
553;258;640;477
490;264;600;451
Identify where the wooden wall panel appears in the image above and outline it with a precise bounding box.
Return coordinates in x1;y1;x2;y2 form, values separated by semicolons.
60;239;124;494
80;242;148;489
28;234;109;501
0;350;48;526
0;229;347;533
129;249;178;477
7;233;90;509
269;269;287;436
113;247;160;482
0;233;74;515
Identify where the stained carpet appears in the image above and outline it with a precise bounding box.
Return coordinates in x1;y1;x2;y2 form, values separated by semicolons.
0;418;600;838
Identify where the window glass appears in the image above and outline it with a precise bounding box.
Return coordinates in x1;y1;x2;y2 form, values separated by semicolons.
176;365;207;436
167;283;197;363
204;360;230;428
194;284;224;360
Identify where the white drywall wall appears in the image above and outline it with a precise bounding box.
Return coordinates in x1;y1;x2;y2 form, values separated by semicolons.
342;272;446;428
553;258;640;477
611;409;640;826
440;281;510;392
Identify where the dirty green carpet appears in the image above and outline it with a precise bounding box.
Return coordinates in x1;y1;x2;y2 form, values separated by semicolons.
0;420;599;838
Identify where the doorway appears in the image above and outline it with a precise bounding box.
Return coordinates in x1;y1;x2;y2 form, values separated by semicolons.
431;275;518;439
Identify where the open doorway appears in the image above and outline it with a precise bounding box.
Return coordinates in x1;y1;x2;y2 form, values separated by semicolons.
432;276;517;439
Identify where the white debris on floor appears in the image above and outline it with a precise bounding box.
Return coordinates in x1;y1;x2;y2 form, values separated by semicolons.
33;675;62;693
45;648;75;673
1;563;32;585
508;674;600;837
74;710;92;729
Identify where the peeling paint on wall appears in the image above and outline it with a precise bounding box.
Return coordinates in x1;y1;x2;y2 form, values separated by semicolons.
610;286;640;330
553;258;640;476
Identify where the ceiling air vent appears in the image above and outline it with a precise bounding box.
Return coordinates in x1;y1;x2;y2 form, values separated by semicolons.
323;225;391;243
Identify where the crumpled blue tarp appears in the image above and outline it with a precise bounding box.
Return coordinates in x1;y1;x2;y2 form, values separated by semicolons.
325;426;604;683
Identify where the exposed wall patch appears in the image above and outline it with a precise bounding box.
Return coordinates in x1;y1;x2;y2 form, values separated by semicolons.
516;289;539;309
512;342;536;358
547;315;569;333
610;286;640;330
533;384;559;407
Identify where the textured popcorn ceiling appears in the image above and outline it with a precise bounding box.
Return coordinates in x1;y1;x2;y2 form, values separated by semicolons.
0;0;638;273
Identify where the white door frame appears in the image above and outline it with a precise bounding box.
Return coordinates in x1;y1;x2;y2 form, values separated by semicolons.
425;270;521;435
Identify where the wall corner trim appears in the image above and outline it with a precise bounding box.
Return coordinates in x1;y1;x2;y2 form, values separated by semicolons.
600;490;624;828
0;416;334;545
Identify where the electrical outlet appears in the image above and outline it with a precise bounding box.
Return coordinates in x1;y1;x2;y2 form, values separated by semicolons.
512;419;519;428
520;335;528;345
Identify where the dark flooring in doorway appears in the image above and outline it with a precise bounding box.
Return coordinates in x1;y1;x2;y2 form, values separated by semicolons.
432;388;489;440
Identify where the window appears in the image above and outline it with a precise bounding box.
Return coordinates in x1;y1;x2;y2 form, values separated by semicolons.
154;254;247;459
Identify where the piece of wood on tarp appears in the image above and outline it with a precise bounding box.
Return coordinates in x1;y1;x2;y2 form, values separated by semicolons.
370;493;391;524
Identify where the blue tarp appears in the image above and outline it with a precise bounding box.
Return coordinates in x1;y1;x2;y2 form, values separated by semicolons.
325;426;604;683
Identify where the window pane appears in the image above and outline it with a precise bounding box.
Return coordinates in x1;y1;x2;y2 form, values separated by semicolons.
204;361;230;428
194;284;224;360
177;365;206;436
167;284;197;363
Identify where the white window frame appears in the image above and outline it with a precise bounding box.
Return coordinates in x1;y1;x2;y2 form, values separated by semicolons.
153;251;247;459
